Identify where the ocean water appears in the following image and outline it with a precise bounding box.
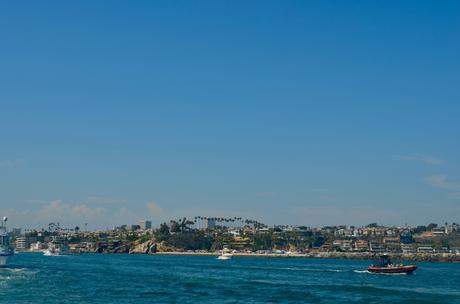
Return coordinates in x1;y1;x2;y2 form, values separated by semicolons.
1;253;460;303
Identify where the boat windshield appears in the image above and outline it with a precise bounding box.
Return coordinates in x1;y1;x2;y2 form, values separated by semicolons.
372;255;392;267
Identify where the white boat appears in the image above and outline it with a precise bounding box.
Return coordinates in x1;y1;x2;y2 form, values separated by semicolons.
0;217;14;266
217;253;233;260
43;246;69;256
43;249;56;256
43;237;70;256
217;248;233;260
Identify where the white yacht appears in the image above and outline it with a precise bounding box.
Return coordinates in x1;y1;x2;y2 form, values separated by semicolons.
217;247;233;260
0;217;14;266
43;236;70;256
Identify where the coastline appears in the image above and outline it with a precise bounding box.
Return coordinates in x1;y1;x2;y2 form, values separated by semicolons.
153;251;460;262
18;249;460;262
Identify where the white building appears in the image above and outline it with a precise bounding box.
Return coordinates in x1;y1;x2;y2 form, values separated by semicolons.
401;243;416;254
333;240;353;251
417;246;434;253
369;241;385;253
15;236;36;251
431;227;446;235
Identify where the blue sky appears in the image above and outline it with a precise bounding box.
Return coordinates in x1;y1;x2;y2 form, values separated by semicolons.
1;1;459;229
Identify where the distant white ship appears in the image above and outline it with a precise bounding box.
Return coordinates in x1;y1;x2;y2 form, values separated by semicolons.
43;236;70;256
0;217;14;266
217;248;233;260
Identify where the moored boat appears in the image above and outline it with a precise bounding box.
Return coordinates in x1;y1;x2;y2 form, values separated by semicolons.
368;254;417;274
217;253;233;260
217;247;233;260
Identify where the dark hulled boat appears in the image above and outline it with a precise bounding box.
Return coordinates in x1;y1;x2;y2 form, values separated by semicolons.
368;255;417;274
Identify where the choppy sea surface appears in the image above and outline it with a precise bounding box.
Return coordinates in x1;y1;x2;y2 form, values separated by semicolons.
1;253;460;303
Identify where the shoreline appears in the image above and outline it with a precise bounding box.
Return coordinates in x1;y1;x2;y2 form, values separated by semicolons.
19;250;460;262
153;251;460;262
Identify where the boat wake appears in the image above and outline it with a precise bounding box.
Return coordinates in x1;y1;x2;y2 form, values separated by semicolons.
43;253;69;257
249;266;411;275
250;266;361;274
0;267;36;287
353;270;411;275
352;270;370;274
369;271;412;276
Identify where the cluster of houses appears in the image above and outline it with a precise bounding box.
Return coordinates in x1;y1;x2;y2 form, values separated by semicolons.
324;223;460;254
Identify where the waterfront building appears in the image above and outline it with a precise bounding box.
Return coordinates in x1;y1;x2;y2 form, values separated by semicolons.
401;243;416;254
431;227;446;235
438;247;450;253
227;236;251;250
15;236;37;251
383;237;400;244
16;237;25;250
417;246;435;253
96;240;122;253
69;242;95;253
80;242;96;251
332;240;353;251
353;240;369;251
369;241;385;253
382;236;401;252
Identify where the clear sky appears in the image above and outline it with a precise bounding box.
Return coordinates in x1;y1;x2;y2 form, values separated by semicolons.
1;1;459;229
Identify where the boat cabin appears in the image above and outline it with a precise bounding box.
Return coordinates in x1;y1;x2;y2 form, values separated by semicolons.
372;254;393;267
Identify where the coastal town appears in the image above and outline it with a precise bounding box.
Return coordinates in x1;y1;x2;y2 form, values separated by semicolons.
9;217;460;261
